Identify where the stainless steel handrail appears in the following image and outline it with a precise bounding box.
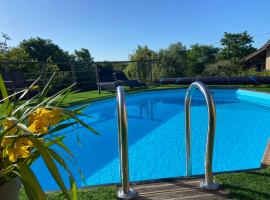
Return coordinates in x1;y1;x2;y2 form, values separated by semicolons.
184;81;219;190
116;86;137;199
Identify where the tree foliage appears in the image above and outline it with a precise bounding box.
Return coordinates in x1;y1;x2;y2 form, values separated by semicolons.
0;33;10;54
73;48;94;63
219;31;256;61
203;60;242;76
19;37;70;62
0;31;261;82
156;42;187;78
124;45;156;81
187;44;219;75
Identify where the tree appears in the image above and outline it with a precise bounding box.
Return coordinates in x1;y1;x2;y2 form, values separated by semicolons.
156;42;187;78
19;37;71;62
187;44;219;75
74;48;94;63
0;33;11;54
203;60;242;76
72;48;95;88
125;45;156;81
219;31;256;61
4;47;30;61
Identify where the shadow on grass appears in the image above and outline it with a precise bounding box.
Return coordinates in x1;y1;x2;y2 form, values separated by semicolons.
245;170;270;178
220;183;270;200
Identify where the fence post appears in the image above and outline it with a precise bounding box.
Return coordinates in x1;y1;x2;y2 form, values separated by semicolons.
41;63;48;86
148;61;152;82
70;63;77;89
137;61;140;80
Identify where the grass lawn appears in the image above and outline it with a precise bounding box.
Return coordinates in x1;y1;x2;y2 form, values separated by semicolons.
61;84;270;106
215;167;270;200
61;84;182;106
19;186;117;200
19;167;270;200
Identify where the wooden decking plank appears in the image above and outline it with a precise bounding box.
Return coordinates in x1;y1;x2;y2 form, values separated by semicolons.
124;178;229;200
137;188;198;195
134;181;201;193
133;180;200;189
262;139;270;166
135;189;227;200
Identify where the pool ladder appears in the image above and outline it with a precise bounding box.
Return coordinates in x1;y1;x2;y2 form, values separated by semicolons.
116;86;137;199
185;81;219;190
116;82;219;199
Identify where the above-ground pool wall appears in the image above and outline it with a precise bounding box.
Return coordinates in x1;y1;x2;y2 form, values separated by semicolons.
236;89;270;107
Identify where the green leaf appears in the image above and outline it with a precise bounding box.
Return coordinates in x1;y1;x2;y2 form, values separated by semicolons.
19;83;75;122
63;111;99;135
37;72;56;103
45;83;76;106
45;136;74;157
11;171;38;200
45;135;66;147
49;150;77;200
31;137;71;200
55;87;72;107
0;74;11;115
49;122;77;134
18;77;41;101
13;163;46;200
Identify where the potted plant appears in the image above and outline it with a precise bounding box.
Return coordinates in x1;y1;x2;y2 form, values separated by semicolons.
0;73;98;200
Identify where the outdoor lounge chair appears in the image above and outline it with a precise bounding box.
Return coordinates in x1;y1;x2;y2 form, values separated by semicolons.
96;66;146;94
0;71;39;94
96;66;122;94
113;71;146;88
1;71;14;91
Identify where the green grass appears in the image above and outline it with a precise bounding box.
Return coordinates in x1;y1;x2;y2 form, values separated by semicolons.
60;84;183;106
18;167;270;200
244;86;270;93
19;186;117;200
215;167;270;200
60;84;270;106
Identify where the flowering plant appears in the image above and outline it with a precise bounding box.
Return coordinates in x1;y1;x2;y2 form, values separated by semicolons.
0;73;97;200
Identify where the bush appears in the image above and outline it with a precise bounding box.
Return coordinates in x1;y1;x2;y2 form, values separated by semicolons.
203;60;242;76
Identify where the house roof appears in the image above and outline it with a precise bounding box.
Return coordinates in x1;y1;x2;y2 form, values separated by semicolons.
244;39;270;61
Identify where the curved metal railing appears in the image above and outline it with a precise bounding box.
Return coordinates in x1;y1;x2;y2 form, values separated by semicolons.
116;86;137;199
184;81;219;190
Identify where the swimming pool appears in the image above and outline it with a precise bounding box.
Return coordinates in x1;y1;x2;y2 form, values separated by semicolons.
31;89;270;190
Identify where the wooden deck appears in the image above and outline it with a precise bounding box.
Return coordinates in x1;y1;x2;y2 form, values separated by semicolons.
129;178;229;200
262;139;270;166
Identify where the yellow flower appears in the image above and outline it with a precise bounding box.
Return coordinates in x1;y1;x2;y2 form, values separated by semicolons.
3;138;33;163
3;119;18;134
28;120;48;134
28;108;62;134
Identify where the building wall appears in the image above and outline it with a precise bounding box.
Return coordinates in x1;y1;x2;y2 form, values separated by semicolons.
266;48;270;70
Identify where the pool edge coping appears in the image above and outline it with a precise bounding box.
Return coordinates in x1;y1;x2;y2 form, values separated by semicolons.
45;167;263;192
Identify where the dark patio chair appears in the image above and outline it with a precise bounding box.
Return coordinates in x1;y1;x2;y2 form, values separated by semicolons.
1;71;15;91
113;71;146;88
96;66;122;94
0;71;39;95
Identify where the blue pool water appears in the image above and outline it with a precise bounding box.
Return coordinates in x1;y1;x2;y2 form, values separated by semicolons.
31;89;270;190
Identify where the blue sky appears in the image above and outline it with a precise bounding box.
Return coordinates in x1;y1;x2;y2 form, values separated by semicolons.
1;0;270;61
